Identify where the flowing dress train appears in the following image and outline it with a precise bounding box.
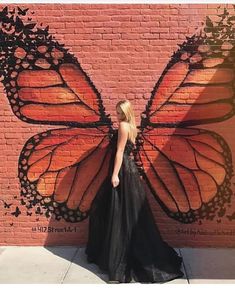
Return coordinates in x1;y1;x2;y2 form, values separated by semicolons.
85;130;184;283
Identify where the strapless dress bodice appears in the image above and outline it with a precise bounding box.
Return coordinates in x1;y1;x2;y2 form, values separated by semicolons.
111;129;135;156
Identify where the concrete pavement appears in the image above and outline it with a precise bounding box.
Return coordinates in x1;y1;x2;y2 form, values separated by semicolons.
0;246;235;284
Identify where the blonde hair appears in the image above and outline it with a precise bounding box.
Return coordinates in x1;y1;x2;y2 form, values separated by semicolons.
116;99;138;144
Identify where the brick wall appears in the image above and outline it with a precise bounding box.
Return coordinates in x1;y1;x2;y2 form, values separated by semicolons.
1;3;235;247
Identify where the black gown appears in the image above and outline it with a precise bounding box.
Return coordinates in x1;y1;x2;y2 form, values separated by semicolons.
85;129;184;283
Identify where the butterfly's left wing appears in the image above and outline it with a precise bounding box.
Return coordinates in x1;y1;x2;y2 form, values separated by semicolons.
135;10;235;223
0;7;111;128
19;126;113;222
0;7;114;222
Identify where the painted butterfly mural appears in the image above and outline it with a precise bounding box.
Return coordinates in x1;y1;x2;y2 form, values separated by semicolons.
0;6;235;224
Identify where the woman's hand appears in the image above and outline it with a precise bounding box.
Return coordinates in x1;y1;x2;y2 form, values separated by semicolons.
111;174;119;188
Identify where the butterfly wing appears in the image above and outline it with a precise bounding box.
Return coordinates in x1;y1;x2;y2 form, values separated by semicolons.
136;9;235;223
0;7;111;127
139;13;235;128
0;7;114;221
135;126;233;223
19;126;113;222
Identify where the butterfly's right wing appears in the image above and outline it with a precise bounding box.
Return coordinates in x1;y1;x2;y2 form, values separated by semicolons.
19;126;113;222
134;8;235;223
139;13;235;128
134;126;233;223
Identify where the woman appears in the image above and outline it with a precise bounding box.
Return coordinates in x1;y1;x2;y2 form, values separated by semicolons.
85;99;184;283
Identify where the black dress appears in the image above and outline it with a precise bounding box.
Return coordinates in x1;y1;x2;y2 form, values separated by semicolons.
85;129;184;283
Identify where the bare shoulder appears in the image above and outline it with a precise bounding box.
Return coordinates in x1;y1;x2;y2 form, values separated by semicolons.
118;121;129;138
118;121;129;134
116;122;129;152
119;121;129;129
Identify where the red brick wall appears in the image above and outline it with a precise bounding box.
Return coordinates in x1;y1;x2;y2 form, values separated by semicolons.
1;3;235;247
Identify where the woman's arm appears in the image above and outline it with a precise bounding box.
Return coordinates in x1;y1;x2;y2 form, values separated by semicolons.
111;122;129;187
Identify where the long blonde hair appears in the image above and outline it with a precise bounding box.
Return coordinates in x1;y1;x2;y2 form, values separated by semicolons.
116;99;138;144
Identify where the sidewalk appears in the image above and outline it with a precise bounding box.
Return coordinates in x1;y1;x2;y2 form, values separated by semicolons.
0;246;235;284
